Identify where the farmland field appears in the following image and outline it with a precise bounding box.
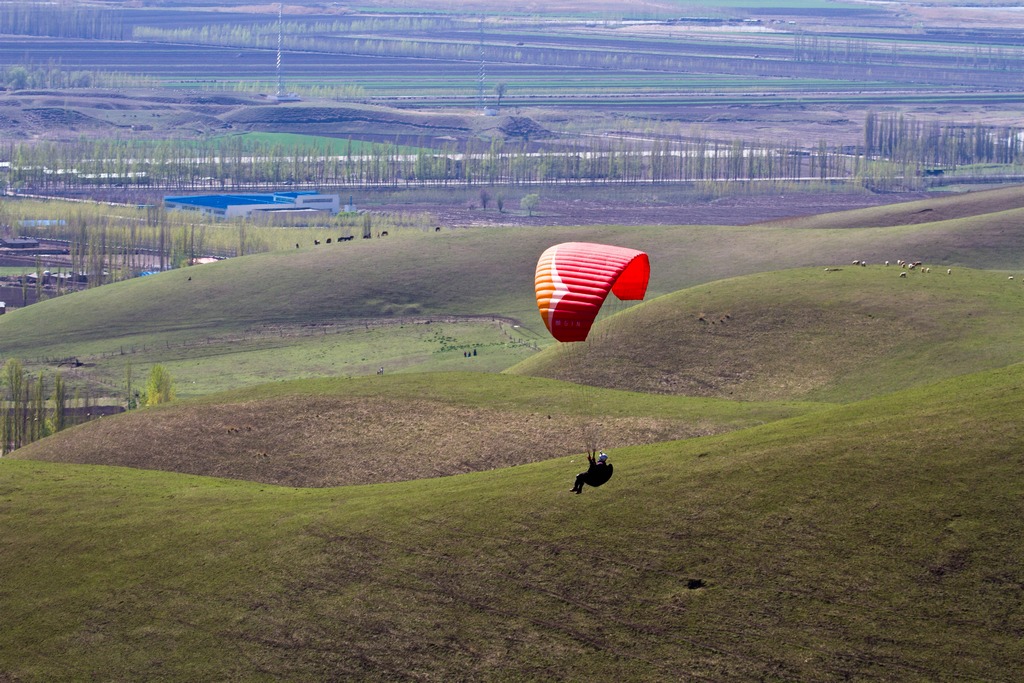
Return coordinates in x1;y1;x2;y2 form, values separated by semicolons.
2;1;1024;150
201;132;428;155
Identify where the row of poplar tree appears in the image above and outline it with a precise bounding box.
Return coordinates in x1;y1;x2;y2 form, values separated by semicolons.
5;115;1023;193
0;360;173;455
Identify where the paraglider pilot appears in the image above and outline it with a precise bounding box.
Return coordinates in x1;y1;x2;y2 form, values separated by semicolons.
570;451;613;494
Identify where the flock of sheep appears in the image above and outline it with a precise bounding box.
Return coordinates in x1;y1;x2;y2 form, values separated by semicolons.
842;259;1021;280
843;259;953;278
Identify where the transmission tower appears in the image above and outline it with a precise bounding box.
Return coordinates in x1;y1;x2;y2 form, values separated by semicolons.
277;4;284;98
273;4;300;102
478;20;486;112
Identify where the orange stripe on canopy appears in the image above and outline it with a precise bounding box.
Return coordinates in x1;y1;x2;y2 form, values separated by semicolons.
535;242;650;342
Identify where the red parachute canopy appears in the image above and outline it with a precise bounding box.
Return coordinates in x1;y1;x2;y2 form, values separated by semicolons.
535;242;650;342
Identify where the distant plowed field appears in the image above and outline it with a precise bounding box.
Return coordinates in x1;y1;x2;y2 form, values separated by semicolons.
3;3;1024;147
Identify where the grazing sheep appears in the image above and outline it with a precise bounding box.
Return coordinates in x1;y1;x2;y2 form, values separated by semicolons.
1009;276;1015;280
885;260;890;266
314;239;320;245
900;271;907;278
947;269;952;275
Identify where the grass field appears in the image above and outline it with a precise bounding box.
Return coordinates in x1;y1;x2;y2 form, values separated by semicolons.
205;131;429;155
9;257;1024;482
3;172;1024;678
2;362;1022;680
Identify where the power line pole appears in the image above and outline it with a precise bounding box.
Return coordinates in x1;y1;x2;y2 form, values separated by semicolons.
276;3;284;99
478;19;485;112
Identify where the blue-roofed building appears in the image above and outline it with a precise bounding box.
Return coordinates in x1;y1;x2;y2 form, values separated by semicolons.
163;191;340;219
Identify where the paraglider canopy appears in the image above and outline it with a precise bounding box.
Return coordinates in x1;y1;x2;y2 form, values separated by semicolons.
535;242;650;342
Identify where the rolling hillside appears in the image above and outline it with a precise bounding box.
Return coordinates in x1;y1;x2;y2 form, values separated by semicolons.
4;185;1024;399
511;265;1024;403
3;187;1024;680
758;183;1024;230
1;362;1021;680
12;262;1024;484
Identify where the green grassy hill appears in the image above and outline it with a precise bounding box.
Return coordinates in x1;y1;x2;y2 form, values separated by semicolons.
2;362;1021;681
758;183;1024;230
14;262;1024;482
4;185;1024;398
510;265;1024;403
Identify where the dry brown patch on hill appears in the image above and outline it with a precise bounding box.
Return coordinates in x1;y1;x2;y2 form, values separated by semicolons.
532;300;910;401
12;396;707;487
